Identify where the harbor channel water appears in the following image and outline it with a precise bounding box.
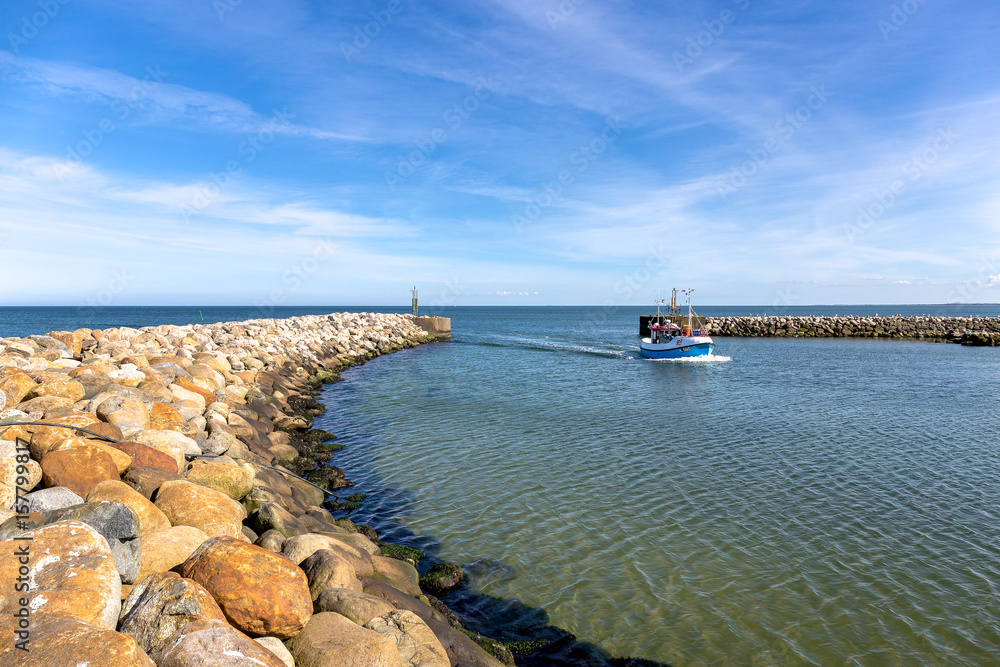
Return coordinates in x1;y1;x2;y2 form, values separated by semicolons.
314;306;1000;666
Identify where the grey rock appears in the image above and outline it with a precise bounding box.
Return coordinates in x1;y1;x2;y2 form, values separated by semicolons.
0;501;141;583
74;373;114;400
241;525;259;542
362;579;505;667
150;362;192;384
316;587;395;625
0;408;29;425
19;486;84;513
364;610;450;667
245;387;270;404
119;571;226;652
28;334;71;352
254;636;295;667
187;415;207;434
255;529;286;553
86;385;157;412
253;501;311;538
148;619;287;667
123;466;184;499
203;430;239;456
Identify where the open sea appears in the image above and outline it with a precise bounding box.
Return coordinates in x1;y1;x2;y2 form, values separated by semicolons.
3;305;1000;665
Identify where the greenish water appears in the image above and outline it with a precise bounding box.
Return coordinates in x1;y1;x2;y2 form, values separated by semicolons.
319;307;1000;666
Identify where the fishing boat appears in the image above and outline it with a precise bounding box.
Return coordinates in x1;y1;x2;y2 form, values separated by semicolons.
640;288;715;359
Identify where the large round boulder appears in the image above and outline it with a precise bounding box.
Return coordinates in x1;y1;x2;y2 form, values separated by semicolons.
51;437;133;475
40;445;120;497
300;548;362;599
154;479;246;538
182;457;254;500
112;440;180;473
0;520;121;628
178;536;312;638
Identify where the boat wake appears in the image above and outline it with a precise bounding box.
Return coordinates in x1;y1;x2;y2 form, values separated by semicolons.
647;353;732;363
465;334;635;359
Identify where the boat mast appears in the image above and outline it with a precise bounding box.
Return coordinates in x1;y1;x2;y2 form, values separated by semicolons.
685;288;694;332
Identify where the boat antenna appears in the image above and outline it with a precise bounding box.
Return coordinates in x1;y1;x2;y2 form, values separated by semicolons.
683;288;694;332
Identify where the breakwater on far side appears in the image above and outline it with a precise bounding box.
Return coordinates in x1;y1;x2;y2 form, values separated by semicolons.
702;315;1000;345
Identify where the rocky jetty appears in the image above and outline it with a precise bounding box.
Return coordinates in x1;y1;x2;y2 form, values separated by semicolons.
0;312;509;667
703;315;1000;345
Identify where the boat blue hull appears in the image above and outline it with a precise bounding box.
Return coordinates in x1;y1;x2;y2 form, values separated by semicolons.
639;341;715;359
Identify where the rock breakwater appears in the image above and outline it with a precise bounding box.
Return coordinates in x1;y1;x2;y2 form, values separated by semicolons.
0;311;514;667
703;315;1000;345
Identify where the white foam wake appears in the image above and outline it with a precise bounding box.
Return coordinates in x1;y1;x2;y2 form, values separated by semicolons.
648;353;732;363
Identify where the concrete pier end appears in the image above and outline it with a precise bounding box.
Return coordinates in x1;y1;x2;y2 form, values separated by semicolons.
413;316;451;339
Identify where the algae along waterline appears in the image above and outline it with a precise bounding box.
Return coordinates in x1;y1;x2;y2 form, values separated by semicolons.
316;306;1000;666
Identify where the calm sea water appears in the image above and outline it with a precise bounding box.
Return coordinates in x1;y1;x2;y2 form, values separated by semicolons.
315;307;1000;666
3;304;1000;339
5;305;1000;664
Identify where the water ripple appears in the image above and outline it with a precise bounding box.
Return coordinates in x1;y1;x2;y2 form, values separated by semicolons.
318;318;1000;666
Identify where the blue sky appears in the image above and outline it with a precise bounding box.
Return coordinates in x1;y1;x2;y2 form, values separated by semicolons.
0;0;998;307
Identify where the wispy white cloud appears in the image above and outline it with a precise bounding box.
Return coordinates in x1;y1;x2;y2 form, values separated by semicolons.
0;148;404;254
0;50;366;141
